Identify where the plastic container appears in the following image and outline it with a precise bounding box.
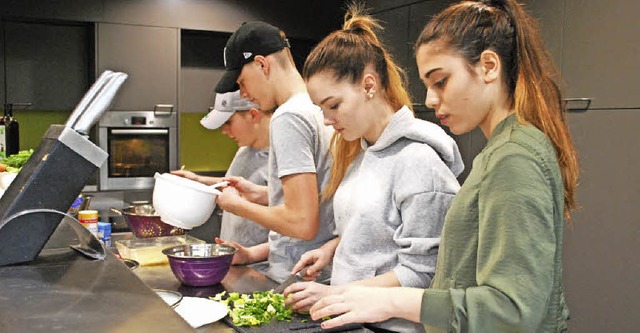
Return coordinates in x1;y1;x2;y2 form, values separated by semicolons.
115;235;204;266
97;222;112;247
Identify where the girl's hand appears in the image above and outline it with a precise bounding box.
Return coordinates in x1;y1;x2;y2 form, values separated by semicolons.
290;247;333;281
309;286;392;328
310;286;423;329
284;281;337;313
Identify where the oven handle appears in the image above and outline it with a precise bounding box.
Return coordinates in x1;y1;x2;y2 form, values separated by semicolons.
110;129;169;135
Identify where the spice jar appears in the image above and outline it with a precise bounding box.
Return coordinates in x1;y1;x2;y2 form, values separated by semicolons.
78;210;99;238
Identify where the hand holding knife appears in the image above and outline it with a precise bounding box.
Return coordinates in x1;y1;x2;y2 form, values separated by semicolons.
274;266;309;293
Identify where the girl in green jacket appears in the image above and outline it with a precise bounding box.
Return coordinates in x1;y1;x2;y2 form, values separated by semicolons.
308;0;579;332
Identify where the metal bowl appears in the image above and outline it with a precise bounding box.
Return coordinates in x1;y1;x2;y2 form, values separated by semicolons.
162;244;237;287
112;205;187;238
120;258;140;270
154;289;183;308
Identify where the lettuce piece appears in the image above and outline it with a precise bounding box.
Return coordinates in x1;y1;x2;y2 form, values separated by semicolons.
211;290;293;327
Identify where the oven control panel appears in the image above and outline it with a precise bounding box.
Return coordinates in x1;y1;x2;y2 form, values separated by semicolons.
99;111;177;128
129;116;147;125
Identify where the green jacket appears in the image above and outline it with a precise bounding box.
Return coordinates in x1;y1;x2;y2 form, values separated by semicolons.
421;115;570;333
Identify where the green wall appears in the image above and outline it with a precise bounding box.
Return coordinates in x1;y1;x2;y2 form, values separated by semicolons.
179;112;238;172
11;110;71;151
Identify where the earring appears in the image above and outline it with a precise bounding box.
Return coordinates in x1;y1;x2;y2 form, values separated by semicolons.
367;92;374;99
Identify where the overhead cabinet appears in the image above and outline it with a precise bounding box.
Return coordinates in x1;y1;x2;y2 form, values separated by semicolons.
3;21;91;111
97;23;178;111
562;0;640;109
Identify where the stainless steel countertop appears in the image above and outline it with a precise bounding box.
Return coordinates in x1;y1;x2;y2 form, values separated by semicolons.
133;259;278;332
0;226;195;333
110;231;278;332
0;219;277;332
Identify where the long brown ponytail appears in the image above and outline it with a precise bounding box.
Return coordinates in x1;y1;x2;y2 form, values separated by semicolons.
415;0;578;221
304;2;413;200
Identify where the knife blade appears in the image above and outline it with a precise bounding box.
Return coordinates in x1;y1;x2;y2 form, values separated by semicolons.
274;267;308;293
289;321;364;332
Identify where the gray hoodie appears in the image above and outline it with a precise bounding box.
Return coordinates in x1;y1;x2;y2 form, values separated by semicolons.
331;106;463;332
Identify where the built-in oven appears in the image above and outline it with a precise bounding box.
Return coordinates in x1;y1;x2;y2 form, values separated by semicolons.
98;110;177;190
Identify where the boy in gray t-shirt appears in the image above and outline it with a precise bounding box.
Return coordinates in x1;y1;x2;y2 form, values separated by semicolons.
173;90;270;248
213;21;336;283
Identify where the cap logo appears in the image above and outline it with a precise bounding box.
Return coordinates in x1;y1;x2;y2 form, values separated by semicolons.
221;100;228;107
243;52;253;59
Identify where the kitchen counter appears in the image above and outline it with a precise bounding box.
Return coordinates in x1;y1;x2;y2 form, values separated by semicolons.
0;234;194;332
1;220;371;332
131;251;277;332
0;219;275;332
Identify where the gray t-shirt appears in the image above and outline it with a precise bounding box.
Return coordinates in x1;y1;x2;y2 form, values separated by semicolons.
265;92;336;283
220;146;270;247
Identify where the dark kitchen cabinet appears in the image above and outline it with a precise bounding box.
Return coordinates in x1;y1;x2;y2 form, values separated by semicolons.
97;23;178;111
520;0;565;72
528;0;640;110
374;6;410;86
562;111;640;333
2;20;92;111
562;0;640;109
180;30;229;114
527;1;640;331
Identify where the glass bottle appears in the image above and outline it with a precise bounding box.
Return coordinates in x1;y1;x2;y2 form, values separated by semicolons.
3;104;20;157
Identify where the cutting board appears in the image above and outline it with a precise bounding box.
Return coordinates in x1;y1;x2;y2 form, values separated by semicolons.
221;313;374;333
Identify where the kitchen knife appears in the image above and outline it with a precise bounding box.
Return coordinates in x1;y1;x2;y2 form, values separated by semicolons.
289;321;365;332
65;70;114;129
73;72;128;135
273;267;308;293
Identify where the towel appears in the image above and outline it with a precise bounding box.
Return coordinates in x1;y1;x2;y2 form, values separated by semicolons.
173;296;228;328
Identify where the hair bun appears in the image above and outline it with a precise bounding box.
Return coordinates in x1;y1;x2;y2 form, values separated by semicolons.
482;0;508;10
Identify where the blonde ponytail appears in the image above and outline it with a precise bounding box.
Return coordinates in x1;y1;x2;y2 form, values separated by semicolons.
304;1;413;200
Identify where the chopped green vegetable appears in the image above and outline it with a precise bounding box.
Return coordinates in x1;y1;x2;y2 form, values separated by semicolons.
211;290;293;327
0;149;33;172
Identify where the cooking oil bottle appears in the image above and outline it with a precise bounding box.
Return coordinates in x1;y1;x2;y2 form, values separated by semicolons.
1;103;26;158
0;111;5;159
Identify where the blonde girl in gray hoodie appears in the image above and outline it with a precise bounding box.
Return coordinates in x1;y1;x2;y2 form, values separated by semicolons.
282;3;463;332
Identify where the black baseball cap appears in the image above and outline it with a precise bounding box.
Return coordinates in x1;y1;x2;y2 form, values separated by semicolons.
215;21;290;93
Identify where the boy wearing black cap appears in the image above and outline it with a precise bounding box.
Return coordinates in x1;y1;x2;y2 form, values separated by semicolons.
214;22;336;283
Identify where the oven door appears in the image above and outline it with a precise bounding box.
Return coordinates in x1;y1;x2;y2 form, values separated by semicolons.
98;127;177;190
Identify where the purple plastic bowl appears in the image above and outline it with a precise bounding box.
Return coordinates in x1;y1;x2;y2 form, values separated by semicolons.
162;244;237;287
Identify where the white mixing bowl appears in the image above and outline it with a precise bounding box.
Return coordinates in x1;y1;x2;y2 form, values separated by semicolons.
152;173;219;229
